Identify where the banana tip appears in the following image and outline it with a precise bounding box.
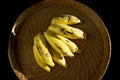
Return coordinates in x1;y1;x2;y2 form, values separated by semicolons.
83;33;87;39
44;66;51;72
64;64;68;68
69;54;75;57
50;63;55;67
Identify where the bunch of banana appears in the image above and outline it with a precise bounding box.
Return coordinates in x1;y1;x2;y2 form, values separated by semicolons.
33;14;86;72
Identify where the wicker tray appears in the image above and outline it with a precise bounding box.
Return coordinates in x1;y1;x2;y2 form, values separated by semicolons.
8;0;111;80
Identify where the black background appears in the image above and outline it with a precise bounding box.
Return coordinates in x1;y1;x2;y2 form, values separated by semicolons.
0;0;113;80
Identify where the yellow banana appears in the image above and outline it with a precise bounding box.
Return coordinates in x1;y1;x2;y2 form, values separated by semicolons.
34;33;55;67
33;45;51;72
51;14;81;25
49;47;68;68
32;14;86;71
48;24;86;39
44;30;74;57
56;35;78;53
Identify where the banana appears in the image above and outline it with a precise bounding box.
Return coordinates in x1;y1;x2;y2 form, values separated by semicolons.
34;33;55;67
56;35;78;53
33;45;51;72
51;14;81;25
48;24;86;39
49;46;68;68
44;30;74;57
32;14;86;72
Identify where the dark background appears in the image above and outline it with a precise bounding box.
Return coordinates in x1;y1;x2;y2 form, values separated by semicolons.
0;0;113;80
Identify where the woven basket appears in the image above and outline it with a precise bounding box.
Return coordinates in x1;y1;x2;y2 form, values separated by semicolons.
8;0;111;80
